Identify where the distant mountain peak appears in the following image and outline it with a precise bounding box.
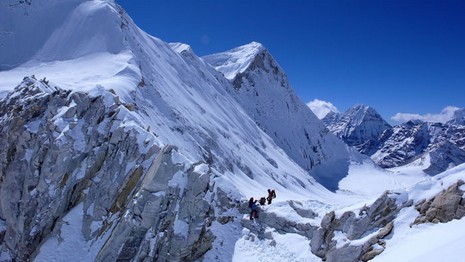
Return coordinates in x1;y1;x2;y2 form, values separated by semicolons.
323;104;392;155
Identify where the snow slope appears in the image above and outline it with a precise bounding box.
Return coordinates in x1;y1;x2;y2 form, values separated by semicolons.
203;43;359;191
373;164;465;262
0;2;362;260
1;0;463;261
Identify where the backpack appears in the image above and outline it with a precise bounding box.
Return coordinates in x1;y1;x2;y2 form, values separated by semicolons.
259;197;266;205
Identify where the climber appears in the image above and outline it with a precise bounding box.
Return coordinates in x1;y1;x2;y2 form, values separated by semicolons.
248;197;258;220
266;189;276;204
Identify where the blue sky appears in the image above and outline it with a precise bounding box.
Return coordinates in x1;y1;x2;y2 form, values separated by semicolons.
117;0;465;124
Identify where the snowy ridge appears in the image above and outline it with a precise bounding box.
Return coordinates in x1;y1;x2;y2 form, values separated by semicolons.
0;0;464;261
0;1;354;260
0;0;116;69
233;163;465;262
202;41;266;80
204;43;361;191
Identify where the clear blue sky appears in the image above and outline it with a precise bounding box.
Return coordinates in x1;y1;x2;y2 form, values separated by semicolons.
117;0;465;123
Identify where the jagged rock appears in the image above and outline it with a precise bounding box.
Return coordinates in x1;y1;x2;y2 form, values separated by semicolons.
0;78;218;261
413;180;465;225
1;77;157;260
311;191;404;261
217;216;234;225
240;201;319;241
361;247;384;262
321;210;335;229
376;221;394;239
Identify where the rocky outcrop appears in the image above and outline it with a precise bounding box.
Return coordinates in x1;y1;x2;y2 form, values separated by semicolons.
309;191;410;262
0;77;158;260
0;77;221;261
239;193;411;262
413;180;465;225
96;148;216;261
240;200;318;240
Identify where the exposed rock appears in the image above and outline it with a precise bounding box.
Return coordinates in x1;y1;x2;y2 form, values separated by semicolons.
310;191;404;262
361;247;384;262
413;180;465;225
325;244;363;262
0;78;219;261
240;201;319;241
289;200;318;219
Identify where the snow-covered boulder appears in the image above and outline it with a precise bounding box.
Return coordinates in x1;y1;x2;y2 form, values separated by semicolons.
413;180;465;225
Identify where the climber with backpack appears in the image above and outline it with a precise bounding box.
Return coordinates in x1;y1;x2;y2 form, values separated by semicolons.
248;197;258;220
266;189;277;204
259;197;266;205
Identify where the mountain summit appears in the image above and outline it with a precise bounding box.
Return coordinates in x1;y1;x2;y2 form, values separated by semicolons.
202;41;266;80
323;104;392;155
0;1;354;260
204;43;360;190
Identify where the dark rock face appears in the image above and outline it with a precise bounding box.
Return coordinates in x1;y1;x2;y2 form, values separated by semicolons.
413;180;465;225
373;121;430;167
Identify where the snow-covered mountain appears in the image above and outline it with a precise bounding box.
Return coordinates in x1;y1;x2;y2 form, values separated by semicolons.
323;104;465;175
322;104;392;155
373;119;465;174
0;0;357;260
203;43;355;191
0;1;464;261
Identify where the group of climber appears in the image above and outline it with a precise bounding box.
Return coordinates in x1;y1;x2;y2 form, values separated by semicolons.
248;189;276;220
